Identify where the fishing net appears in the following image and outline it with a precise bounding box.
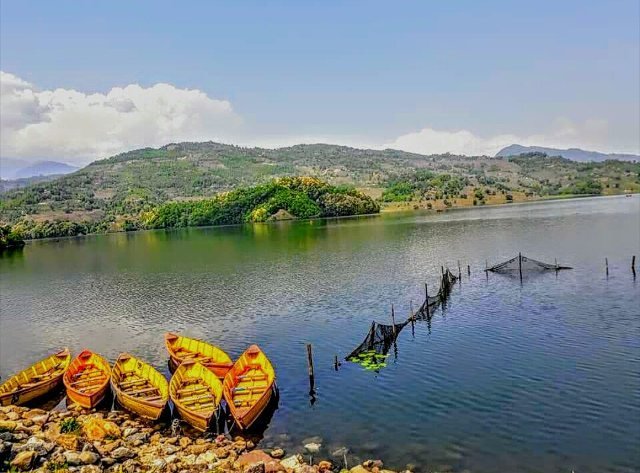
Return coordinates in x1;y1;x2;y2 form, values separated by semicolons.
347;268;458;370
415;268;458;319
486;254;572;272
345;320;408;370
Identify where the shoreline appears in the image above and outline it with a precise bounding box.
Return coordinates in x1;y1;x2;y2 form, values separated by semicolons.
9;192;635;246
0;404;395;473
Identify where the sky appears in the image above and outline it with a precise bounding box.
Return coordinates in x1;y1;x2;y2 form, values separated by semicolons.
1;0;639;165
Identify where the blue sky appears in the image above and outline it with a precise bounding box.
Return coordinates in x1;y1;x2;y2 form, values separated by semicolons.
1;1;638;163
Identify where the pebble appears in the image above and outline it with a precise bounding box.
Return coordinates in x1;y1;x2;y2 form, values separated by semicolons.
0;405;401;473
304;441;321;453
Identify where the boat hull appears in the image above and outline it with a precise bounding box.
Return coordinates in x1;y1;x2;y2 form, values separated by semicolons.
165;333;233;379
0;349;71;407
63;350;111;409
223;344;276;430
111;353;169;421
169;361;222;432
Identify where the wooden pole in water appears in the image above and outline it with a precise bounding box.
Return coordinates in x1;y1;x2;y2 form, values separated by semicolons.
458;260;462;279
518;252;523;282
632;255;636;275
306;344;315;394
334;355;339;371
467;264;471;277
425;283;430;317
391;304;396;338
606;257;609;277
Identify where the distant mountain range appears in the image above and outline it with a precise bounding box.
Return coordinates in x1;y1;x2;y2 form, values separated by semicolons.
495;144;639;162
0;158;78;179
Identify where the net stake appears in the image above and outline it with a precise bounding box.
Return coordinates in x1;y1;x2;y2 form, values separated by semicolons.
425;283;430;318
518;252;523;282
391;304;396;338
306;344;315;395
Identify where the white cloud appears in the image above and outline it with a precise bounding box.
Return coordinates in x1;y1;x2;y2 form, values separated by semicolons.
1;71;241;164
2;71;636;165
384;118;637;157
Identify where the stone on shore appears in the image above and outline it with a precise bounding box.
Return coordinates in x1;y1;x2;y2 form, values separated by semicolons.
0;404;398;473
10;450;36;470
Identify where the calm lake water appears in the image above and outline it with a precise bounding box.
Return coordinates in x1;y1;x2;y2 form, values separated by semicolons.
1;195;639;472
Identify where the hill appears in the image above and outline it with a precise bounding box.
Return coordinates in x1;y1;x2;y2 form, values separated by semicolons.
0;142;639;239
496;144;639;162
0;158;78;179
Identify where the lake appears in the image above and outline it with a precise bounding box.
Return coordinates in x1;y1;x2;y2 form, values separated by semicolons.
1;195;639;473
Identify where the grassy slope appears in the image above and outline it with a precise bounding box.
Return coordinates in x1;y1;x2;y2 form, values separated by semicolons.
0;143;638;228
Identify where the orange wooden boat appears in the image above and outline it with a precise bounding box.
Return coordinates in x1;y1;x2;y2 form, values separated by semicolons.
0;348;71;406
63;350;111;408
169;361;223;431
223;345;276;430
165;332;233;379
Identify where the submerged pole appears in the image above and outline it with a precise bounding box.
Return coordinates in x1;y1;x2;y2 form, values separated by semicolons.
391;304;396;338
518;252;523;282
425;283;430;318
306;344;315;394
606;257;609;277
334;355;339;371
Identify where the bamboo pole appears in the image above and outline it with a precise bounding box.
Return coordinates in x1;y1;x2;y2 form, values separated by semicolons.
518;252;523;282
391;304;396;338
306;344;315;394
425;283;430;317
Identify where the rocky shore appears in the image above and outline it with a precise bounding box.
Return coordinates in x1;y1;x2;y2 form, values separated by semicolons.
0;405;404;473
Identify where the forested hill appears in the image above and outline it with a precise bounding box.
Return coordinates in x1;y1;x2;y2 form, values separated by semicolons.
0;142;639;239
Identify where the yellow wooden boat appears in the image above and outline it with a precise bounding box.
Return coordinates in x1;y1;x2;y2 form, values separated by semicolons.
169;361;223;431
111;353;169;420
223;345;276;430
0;348;71;406
165;332;233;379
63;350;111;409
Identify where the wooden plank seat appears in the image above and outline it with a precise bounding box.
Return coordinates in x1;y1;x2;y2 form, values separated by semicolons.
233;385;266;393
177;386;209;395
237;374;268;381
71;376;107;387
127;386;159;396
120;378;147;388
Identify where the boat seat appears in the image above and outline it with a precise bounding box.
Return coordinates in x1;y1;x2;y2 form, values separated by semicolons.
143;395;164;402
120;379;147;388
233;386;265;393
177;386;209;395
180;393;214;403
128;386;159;396
71;376;106;387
